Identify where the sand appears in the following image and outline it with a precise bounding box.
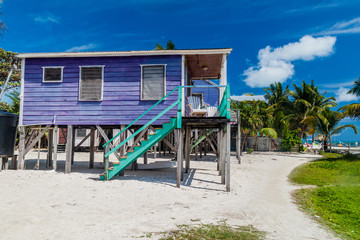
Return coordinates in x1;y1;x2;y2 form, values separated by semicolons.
0;150;338;240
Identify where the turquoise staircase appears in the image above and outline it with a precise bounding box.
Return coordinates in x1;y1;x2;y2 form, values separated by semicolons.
99;117;177;180
99;85;230;181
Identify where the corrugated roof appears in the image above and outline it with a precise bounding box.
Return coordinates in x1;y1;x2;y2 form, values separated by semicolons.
17;48;232;58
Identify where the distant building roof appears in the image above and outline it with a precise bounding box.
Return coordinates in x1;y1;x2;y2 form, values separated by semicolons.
231;95;266;101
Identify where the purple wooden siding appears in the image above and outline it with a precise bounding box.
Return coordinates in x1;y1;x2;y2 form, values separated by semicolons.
192;80;219;106
22;55;181;126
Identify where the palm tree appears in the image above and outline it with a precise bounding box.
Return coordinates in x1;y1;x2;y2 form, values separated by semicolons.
264;82;291;138
340;77;360;119
290;80;336;140
316;108;358;152
347;77;360;96
0;11;7;36
155;40;176;50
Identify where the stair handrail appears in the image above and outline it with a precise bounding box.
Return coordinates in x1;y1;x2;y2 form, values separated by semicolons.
219;86;231;119
104;89;182;158
103;86;180;148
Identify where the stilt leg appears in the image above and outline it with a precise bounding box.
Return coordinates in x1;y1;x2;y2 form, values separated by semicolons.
65;125;73;174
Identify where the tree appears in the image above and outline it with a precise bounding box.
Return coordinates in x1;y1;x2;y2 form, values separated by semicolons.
155;40;176;50
0;48;21;93
316;108;358;152
0;10;7;36
339;77;360;119
289;80;336;140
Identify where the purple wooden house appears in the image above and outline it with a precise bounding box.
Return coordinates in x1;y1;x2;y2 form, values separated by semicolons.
16;48;233;191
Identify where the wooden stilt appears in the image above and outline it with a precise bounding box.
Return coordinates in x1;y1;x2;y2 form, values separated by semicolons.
89;127;95;169
35;132;41;170
9;155;16;169
47;128;53;168
143;130;148;164
176;128;183;188
65;125;73;174
17;126;26;170
53;126;58;171
119;125;126;157
237;110;241;164
226;122;231;192
217;130;221;173
71;127;75;165
185;126;190;173
194;130;198;160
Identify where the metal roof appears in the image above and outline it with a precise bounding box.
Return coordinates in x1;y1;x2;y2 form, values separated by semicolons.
17;48;232;58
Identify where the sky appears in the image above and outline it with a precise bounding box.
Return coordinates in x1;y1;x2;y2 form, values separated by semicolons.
1;0;360;142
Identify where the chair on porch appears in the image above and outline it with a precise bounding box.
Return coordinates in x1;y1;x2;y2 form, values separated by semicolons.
206;106;218;117
187;96;208;117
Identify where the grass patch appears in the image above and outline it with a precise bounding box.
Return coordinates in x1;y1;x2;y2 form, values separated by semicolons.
159;222;265;240
290;153;360;239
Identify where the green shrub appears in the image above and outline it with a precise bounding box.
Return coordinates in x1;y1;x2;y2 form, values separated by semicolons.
246;148;254;154
280;130;301;151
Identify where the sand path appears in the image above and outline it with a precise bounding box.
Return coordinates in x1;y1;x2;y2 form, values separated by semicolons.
0;151;337;239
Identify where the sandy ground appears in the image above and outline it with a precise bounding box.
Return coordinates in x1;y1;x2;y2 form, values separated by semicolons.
0;150;338;240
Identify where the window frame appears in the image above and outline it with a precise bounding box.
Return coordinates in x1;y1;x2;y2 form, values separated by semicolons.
140;64;167;101
42;66;64;83
78;65;105;102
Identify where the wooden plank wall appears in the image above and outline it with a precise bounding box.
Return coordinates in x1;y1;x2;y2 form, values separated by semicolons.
22;55;182;126
191;80;219;106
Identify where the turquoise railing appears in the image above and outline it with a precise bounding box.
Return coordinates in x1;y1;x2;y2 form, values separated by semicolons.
219;86;231;119
103;85;230;160
104;86;182;158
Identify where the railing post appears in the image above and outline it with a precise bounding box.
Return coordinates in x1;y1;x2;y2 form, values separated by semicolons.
177;87;182;129
104;144;110;180
226;86;231;120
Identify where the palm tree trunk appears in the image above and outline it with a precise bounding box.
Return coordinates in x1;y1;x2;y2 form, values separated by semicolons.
329;134;332;153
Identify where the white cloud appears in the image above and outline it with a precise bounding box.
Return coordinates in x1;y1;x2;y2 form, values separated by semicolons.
34;13;60;24
65;43;98;52
316;17;360;35
231;95;265;101
319;80;354;89
336;87;359;103
243;35;336;88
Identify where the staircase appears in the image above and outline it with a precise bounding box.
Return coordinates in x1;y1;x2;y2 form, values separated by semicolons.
99;117;177;180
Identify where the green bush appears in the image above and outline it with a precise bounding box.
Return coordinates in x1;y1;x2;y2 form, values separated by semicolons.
246;148;254;154
280;130;301;151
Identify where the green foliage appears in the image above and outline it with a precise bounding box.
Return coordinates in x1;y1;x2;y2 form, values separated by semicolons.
155;40;176;50
299;144;305;152
159;222;265;240
279;130;301;151
290;154;360;239
6;91;20;114
0;48;21;92
246;148;254;154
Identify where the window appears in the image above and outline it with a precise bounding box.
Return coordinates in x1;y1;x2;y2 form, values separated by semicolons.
79;66;104;101
141;65;166;100
76;129;87;138
42;67;63;82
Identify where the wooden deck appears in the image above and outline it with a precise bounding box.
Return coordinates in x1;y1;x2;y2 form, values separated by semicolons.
182;116;229;128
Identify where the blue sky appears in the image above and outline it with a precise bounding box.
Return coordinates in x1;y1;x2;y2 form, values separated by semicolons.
1;0;360;141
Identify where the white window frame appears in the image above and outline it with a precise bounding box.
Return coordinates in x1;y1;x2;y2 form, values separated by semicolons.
42;66;64;83
140;64;167;101
78;65;105;102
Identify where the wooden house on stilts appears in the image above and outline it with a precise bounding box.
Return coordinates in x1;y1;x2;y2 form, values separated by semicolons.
16;48;232;191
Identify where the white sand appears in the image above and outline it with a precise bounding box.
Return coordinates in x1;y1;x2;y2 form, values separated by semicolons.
0;151;338;240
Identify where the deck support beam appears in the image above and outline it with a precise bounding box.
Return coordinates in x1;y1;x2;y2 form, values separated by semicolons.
89;127;95;169
176;128;183;188
185;126;191;173
65;125;73;174
47;128;53;168
53;125;58;171
225;122;231;192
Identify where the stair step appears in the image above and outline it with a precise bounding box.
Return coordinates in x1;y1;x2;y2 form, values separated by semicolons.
109;167;113;171
113;162;121;164
127;150;134;153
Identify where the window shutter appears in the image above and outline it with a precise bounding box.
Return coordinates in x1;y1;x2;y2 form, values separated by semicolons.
44;68;62;82
79;67;103;101
142;65;165;100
